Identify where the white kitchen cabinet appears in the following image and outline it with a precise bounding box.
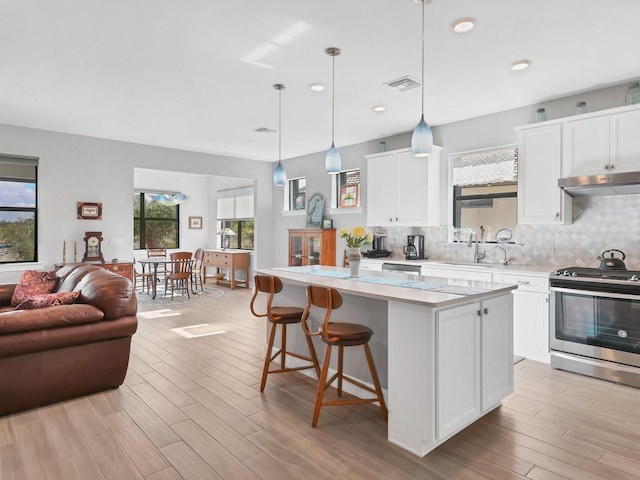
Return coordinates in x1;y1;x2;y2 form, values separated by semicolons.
366;147;441;227
493;271;550;364
360;259;383;272
436;293;513;439
563;107;640;177
515;123;572;225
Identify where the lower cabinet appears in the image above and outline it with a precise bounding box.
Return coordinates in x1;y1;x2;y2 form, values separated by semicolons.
436;294;513;440
493;272;550;364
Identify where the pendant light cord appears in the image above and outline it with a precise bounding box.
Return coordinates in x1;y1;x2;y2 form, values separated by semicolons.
421;0;425;118
331;52;336;145
278;86;282;162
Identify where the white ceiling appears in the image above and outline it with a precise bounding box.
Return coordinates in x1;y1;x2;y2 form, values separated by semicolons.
1;0;639;162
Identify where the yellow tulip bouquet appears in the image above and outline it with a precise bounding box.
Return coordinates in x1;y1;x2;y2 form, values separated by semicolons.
338;226;374;248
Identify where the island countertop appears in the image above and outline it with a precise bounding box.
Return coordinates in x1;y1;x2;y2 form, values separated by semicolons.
255;265;517;307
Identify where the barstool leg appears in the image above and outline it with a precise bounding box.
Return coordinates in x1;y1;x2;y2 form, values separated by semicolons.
337;346;344;396
280;324;287;369
364;343;388;421
313;344;333;427
304;331;321;377
260;322;278;392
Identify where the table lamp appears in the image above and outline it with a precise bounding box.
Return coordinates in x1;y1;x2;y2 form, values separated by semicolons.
217;228;236;250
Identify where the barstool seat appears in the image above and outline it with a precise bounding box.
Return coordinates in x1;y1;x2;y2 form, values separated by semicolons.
250;275;320;392
302;285;388;427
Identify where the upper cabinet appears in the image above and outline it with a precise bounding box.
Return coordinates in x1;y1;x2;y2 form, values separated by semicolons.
563;106;640;177
516;123;572;225
366;147;442;227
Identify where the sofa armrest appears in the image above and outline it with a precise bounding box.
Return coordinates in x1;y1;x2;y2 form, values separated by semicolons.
0;304;104;334
0;284;16;307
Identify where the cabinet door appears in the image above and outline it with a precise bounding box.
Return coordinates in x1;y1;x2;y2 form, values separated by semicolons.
436;302;480;439
306;232;321;266
563;116;610;176
512;290;550;364
289;232;304;266
481;294;514;409
517;123;571;225
610;108;640;173
367;154;398;226
395;150;429;226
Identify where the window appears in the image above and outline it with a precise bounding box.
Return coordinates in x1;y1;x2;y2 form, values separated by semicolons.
0;155;38;264
217;187;254;250
133;192;180;249
450;145;517;243
284;177;306;211
331;168;360;208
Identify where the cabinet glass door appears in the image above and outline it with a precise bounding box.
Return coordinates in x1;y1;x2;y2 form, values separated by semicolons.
289;234;303;266
306;234;321;265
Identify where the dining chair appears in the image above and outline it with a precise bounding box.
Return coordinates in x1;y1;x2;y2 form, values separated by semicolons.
191;248;204;293
147;247;168;281
250;274;320;392
133;258;153;294
164;251;193;299
302;284;388;427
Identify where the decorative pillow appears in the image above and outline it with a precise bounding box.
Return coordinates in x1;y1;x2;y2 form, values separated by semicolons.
11;270;58;307
15;290;81;310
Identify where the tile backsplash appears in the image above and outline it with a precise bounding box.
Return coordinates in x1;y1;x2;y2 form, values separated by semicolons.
375;194;640;270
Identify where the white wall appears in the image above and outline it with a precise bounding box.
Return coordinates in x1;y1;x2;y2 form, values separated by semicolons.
0;124;273;282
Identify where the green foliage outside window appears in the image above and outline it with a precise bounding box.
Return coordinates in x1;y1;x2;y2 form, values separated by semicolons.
133;192;180;249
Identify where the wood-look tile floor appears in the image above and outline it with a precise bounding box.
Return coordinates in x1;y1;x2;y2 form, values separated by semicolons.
3;287;640;479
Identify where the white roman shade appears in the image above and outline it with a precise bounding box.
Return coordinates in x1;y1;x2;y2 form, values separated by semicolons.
217;187;254;219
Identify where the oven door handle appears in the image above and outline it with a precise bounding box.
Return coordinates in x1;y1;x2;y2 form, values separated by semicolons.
550;286;640;301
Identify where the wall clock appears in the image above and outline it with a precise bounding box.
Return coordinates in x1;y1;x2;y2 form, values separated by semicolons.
82;231;105;263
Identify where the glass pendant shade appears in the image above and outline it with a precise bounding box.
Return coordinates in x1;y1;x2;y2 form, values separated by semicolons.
411;114;433;157
273;161;286;186
325;142;342;174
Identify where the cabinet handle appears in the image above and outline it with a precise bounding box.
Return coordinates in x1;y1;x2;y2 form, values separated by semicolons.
477;310;482;317
516;280;530;285
604;165;610;170
483;308;489;315
610;165;615;170
555;212;560;218
389;217;393;222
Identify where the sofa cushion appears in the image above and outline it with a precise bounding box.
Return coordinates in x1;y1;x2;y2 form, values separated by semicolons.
15;291;82;310
11;270;58;307
0;304;105;335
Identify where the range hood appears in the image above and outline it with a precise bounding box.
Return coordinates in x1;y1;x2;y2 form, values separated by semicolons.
558;171;640;197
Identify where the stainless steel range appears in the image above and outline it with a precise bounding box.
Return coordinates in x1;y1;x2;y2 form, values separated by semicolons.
550;265;640;387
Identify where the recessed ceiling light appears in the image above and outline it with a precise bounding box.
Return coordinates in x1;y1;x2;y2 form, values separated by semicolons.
309;83;325;92
248;140;256;144
452;18;475;33
372;105;385;112
511;60;531;71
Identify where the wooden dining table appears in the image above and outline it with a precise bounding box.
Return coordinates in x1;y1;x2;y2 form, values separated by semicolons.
138;257;197;299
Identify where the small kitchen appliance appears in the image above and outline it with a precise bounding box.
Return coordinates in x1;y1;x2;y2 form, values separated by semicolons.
362;233;391;258
403;234;425;260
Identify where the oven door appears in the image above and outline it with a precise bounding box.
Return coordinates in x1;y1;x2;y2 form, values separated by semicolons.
550;285;640;368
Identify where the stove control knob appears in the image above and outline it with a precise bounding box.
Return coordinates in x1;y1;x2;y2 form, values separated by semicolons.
630;275;639;282
563;271;571;276
571;272;578;276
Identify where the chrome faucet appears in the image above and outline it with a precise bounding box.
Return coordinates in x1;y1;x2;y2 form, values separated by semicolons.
495;245;510;265
467;233;485;263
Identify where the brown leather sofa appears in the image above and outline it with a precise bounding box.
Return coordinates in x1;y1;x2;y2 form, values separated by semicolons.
0;264;138;416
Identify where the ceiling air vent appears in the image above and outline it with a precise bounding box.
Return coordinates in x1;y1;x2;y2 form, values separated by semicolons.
384;76;421;92
253;127;277;134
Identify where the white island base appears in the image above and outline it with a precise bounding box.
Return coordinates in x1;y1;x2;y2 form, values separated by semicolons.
256;267;515;457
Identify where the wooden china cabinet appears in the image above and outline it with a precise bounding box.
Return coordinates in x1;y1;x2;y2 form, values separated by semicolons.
288;229;336;267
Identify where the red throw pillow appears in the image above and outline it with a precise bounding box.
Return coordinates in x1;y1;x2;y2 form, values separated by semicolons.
11;270;58;307
15;290;81;310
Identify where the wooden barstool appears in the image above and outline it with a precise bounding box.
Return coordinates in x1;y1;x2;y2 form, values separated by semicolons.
250;275;320;392
302;285;388;427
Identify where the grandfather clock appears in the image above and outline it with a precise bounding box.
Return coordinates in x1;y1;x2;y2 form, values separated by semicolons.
82;231;105;263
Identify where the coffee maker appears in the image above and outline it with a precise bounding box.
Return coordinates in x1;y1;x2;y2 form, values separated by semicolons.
403;234;425;260
363;233;391;258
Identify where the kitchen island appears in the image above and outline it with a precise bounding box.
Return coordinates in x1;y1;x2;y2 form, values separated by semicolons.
255;265;517;456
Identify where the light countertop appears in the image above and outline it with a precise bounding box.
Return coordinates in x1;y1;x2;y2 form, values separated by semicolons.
256;265;517;308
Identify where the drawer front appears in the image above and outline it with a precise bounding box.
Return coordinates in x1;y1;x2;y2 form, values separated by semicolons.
205;252;231;266
101;263;133;281
421;266;493;282
493;272;549;293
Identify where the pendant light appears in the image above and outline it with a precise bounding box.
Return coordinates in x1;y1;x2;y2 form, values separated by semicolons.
273;83;287;186
411;0;433;157
325;47;342;174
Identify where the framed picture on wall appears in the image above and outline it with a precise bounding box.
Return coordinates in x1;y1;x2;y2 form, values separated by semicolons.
77;202;102;220
189;216;203;229
339;185;358;207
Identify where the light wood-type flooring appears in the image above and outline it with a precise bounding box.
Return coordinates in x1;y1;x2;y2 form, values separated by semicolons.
2;286;640;479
